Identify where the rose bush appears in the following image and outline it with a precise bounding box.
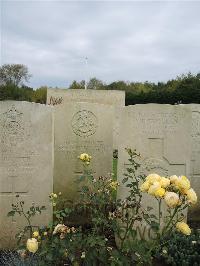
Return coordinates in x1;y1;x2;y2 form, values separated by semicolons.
140;172;197;236
7;149;198;265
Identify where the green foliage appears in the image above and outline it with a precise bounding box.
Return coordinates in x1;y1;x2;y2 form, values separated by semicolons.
32;87;47;104
0;84;34;101
69;78;105;90
0;84;47;104
86;78;105;90
7;150;198;266
1;65;200;106
8;195;46;240
113;158;118;182
67;73;200;105
0;64;31;87
154;231;200;266
8;150;156;265
0;250;39;266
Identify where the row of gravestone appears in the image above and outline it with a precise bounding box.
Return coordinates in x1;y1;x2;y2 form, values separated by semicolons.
0;89;199;249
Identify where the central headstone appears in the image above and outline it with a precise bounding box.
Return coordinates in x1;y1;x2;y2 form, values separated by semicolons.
47;88;125;107
47;88;125;149
54;102;113;200
0;101;53;249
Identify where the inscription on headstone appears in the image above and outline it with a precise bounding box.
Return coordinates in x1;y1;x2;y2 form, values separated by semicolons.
117;104;191;235
0;101;53;249
54;102;113;200
47;88;125;149
187;104;200;221
47;88;125;107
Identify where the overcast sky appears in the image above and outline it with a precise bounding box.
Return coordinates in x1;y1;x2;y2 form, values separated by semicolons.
1;0;200;88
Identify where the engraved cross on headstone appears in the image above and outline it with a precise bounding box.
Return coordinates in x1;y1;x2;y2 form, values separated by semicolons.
0;164;29;222
123;138;186;177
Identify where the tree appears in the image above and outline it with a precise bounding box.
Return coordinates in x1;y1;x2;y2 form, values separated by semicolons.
32;86;47;104
68;80;85;89
87;77;105;90
0;64;31;87
69;78;105;90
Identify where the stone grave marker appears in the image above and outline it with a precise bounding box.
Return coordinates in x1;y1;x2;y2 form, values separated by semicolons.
47;88;125;107
187;104;200;222
117;104;191;238
47;88;125;149
0;101;53;249
53;102;113;201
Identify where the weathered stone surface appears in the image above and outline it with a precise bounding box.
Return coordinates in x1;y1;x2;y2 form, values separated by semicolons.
0;101;53;249
53;102;113;200
47;88;125;107
47;88;125;149
117;104;192;236
187;104;200;221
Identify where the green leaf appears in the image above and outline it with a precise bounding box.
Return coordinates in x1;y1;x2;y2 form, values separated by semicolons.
122;177;128;184
56;213;61;219
7;210;15;217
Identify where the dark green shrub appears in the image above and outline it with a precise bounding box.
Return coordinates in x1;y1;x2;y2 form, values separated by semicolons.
154;230;200;266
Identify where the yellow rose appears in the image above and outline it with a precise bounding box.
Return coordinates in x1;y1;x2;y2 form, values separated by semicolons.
26;238;38;253
169;175;179;184
160;177;170;188
175;176;190;193
176;222;191;235
186;188;197;205
148;182;161;195
53;224;67;235
146;173;161;184
140;181;150;192
71;227;76;233
64;249;68;257
164;192;179;208
79;153;90;162
32;231;39;238
81;251;86;258
109;181;119;190
154;188;165;198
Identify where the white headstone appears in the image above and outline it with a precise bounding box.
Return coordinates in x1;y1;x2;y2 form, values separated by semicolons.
47;88;125;107
187;104;200;222
54;102;114;201
47;88;125;149
117;104;191;237
0;101;53;249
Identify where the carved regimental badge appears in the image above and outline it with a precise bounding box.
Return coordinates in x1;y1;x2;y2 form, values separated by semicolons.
71;110;98;137
1;105;25;146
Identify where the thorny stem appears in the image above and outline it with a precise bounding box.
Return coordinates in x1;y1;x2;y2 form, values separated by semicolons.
120;156;142;250
162;206;179;235
19;201;32;237
158;198;162;236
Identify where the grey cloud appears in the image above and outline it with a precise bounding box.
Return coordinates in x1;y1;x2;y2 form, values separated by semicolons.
1;1;200;88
